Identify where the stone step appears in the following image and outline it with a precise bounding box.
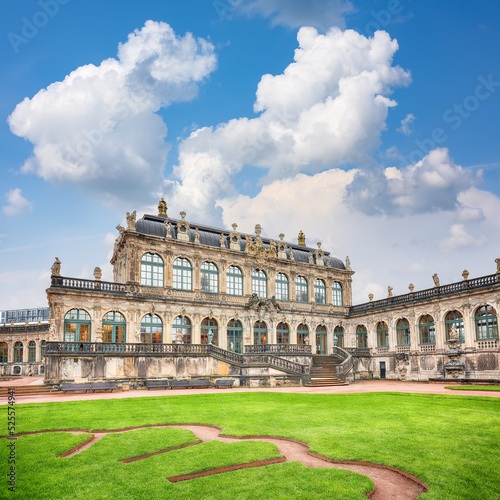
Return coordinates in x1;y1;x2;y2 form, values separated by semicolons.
0;385;60;397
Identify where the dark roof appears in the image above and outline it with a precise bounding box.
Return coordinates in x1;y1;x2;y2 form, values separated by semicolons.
135;214;345;270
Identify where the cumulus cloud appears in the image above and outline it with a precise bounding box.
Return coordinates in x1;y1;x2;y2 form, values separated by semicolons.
8;21;216;208
169;28;410;221
439;223;487;251
2;188;33;216
346;148;479;216
397;113;414;135
238;0;354;30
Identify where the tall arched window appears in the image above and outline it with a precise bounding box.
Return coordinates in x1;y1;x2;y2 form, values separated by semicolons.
376;322;389;347
334;326;344;348
14;342;23;363
297;323;309;344
316;325;327;354
276;322;289;344
140;314;163;343
201;318;218;345
445;310;464;341
295;276;308;303
419;315;435;344
173;316;191;344
0;342;8;363
254;321;267;345
396;318;410;346
64;309;91;342
475;305;498;340
314;279;326;305
226;266;243;296
275;273;289;301
252;269;267;298
356;325;368;348
332;282;343;306
140;253;164;287
227;319;243;353
173;257;192;290
41;340;46;359
102;311;126;343
28;341;36;363
201;262;219;293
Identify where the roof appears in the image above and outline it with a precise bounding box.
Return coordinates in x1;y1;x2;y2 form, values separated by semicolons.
135;214;346;270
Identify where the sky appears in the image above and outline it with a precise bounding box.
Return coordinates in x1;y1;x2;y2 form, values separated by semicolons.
1;0;499;310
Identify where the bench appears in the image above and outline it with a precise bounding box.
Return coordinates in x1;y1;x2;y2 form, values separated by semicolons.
145;380;170;390
168;380;192;389
90;382;116;393
214;379;235;389
60;383;92;394
188;379;213;389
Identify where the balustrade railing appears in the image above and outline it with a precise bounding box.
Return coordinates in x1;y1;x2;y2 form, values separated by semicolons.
245;344;312;354
51;276;128;293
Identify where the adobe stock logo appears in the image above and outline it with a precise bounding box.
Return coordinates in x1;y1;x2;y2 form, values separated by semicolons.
7;0;71;54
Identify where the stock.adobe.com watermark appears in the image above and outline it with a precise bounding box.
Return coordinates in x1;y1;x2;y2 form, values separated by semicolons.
7;0;70;54
7;388;16;492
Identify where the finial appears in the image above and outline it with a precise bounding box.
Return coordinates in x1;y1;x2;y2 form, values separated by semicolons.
279;233;285;241
317;242;322;249
255;224;262;237
158;197;167;216
368;293;374;301
298;230;305;245
462;269;469;280
409;283;415;292
180;211;186;220
232;223;238;231
495;258;500;274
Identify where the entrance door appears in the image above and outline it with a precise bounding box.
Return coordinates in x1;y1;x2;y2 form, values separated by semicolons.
227;319;243;353
316;331;327;354
380;361;386;379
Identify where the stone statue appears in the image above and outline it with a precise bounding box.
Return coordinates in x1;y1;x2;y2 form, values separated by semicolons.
176;331;183;344
51;257;61;276
165;222;171;238
93;267;102;280
194;228;200;243
269;239;277;257
432;273;440;287
309;253;314;264
345;256;351;269
409;283;415;292
49;324;57;340
116;224;125;234
368;293;374;301
219;233;225;248
462;269;469;280
496;258;500;273
126;211;136;231
449;325;459;340
387;286;393;297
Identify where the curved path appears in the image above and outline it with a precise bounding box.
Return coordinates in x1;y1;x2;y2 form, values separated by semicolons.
8;424;428;500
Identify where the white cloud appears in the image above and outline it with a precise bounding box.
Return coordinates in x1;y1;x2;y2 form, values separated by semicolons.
2;188;33;216
439;223;487;251
238;0;353;30
397;113;414;135
169;28;410;222
8;21;216;208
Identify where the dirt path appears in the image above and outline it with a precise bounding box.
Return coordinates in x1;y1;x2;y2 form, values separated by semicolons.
7;423;427;499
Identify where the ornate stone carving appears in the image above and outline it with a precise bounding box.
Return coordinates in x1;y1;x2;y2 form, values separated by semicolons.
94;328;103;342
177;212;190;242
51;257;61;277
496;258;500;274
368;293;374;302
308;252;314;265
345;256;351;270
165;221;172;239
93;267;102;280
462;269;469;280
126;211;136;231
194;228;200;243
245;293;281;312
409;283;415;292
219;233;226;248
387;286;393;297
229;223;241;251
432;273;440;287
315;242;324;267
158;197;167;216
277;233;287;260
116;224;125;234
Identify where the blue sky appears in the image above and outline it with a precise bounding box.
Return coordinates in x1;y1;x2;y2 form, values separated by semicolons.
1;0;499;309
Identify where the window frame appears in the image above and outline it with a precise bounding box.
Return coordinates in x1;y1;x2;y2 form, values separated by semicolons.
314;279;326;305
297;323;309;344
14;342;23;363
275;273;289;301
226;266;243;296
475;305;498;340
419;315;435;345
396;318;411;346
140;314;163;344
295;276;309;303
356;325;368;349
253;321;267;345
200;262;219;294
445;310;464;342
28;341;36;363
173;257;193;291
172;316;192;344
334;325;344;348
140;252;164;288
201;317;218;345
376;321;389;347
0;342;8;363
276;322;289;344
102;311;126;343
332;282;343;306
64;309;91;343
252;269;267;298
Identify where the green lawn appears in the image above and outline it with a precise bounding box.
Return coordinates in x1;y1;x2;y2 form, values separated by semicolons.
1;392;499;499
446;385;500;391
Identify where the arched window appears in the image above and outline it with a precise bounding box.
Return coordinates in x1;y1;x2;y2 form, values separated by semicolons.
254;321;267;345
276;322;289;344
64;309;91;342
140;253;164;287
227;319;243;353
314;279;326;305
28;341;36;363
475;305;498;340
173;257;192;290
252;269;267;298
275;273;289;301
226;266;243;296
41;340;46;359
396;318;410;346
14;342;23;363
419;315;435;344
356;325;368;348
140;314;163;344
201;318;218;345
376;322;389;347
334;326;344;348
332;282;343;306
201;262;219;293
316;325;327;354
295;276;308;303
297;324;309;344
0;342;8;363
172;316;191;344
445;310;464;342
102;311;126;343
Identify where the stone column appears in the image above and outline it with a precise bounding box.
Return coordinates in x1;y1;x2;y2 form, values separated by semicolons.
193;313;201;344
463;306;474;348
220;315;227;350
435;309;446;351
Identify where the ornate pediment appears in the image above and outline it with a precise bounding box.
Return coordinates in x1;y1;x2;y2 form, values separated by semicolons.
245;293;281;312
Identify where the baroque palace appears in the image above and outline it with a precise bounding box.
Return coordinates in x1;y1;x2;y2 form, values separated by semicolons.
6;198;499;386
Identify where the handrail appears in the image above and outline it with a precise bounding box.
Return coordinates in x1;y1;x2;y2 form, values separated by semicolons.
244;344;312;354
50;276;128;293
334;347;354;380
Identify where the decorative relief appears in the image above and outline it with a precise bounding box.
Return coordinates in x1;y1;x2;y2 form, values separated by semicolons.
245;293;281;312
93;267;102;280
315;242;324;267
177;212;190;242
229;223;241;251
126;211;136;231
165;221;172;239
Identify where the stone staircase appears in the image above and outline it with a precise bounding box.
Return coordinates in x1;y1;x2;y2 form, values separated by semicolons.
0;385;60;397
306;356;348;387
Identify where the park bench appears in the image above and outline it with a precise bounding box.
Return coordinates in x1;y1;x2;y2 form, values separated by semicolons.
214;379;235;389
145;380;170;390
188;379;213;389
169;380;193;389
90;382;116;393
60;383;92;394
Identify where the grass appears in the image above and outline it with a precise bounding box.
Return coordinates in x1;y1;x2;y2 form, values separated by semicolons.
1;392;499;499
445;385;500;391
